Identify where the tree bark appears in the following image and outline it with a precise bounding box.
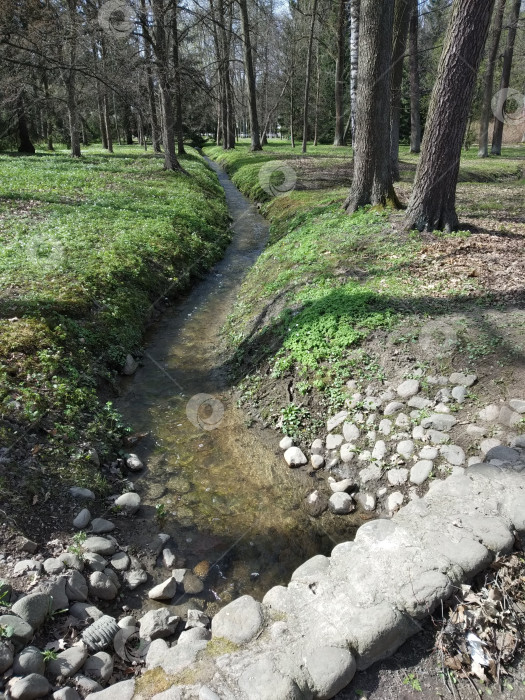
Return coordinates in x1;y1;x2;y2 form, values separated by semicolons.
405;0;495;232
313;41;320;147
390;0;411;181
491;0;520;155
349;0;360;147
42;71;54;151
16;91;35;154
333;0;346;146
301;0;318;154
343;0;398;213
478;0;506;157
239;0;262;150
172;2;186;155
408;0;421;153
64;0;81;157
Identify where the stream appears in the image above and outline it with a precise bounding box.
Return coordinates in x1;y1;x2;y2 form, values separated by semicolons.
116;158;357;615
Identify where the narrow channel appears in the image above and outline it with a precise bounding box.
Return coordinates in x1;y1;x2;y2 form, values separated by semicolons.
116;158;357;615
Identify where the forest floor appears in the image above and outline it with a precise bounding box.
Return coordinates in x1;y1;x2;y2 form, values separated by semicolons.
205;139;525;699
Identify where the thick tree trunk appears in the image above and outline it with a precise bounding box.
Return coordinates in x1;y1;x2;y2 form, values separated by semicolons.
103;94;113;152
491;0;520;155
16;91;35;154
301;0;318;154
313;42;320;147
147;67;161;152
478;0;506;157
64;0;81;158
333;0;346;146
408;0;421;153
349;0;360;147
42;71;54;151
343;0;398;213
172;3;186;155
239;0;262;150
405;0;495;232
290;64;295;148
390;0;411;181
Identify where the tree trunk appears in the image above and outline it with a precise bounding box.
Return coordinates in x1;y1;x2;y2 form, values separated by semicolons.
313;41;320;147
65;0;81;157
333;0;346;146
478;0;506;156
390;0;411;181
408;0;421;153
17;91;35;154
42;71;54;151
172;2;186;155
405;0;495;232
349;0;360;147
343;0;398;213
290;59;295;148
103;94;113;152
239;0;262;150
491;0;520;155
301;0;318;154
140;0;162;153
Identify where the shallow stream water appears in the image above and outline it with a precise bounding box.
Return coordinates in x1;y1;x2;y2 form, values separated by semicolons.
116;158;356;612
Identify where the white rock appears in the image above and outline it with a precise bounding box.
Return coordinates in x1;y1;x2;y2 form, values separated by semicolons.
466;424;487;438
387;468;409;486
355;492;376;512
342;422;360;442
372;441;387;461
410;460;433;485
451;386;467;403
310;454;324;469
440;444;465;466
378;419;392;436
358;450;372;461
478;404;500;423
396;440;415;460
126;453;143;471
434;402;450;413
449;372;476;387
419;446;438;460
311;439;324;454
114;492;141;515
468;456;483;467
384;401;404;416
328;492;354;515
427;429;449;444
480;438;502;456
327;411;349;432
509;399;525;414
340;443;356;463
412;425;426;441
279;436;294;450
283;447;307;467
397;380;420;399
386;491;404;513
359;464;382;484
407;396;432;409
329;478;354;493
326;434;344;450
148;577;176;601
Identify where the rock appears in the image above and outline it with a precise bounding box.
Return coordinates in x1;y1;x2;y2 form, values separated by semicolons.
509;399;525;414
13;646;44;676
440;444;466;466
396;440;415;460
421;414;457;431
329;478;354;493
378;419;392;436
407;396;432;409
35;578;68;614
123;569;147;590
310;439;324;454
178;627;211;645
305;646;357;697
144;638;169;669
397;380;420;399
13;559;42;576
412;425;426;440
125;453;143;471
451;386;467;403
148;577;176;601
371;441;387;461
82;679;135;699
384;401;404;416
355;492;376;511
73;510;91;530
326;433;344;450
211;595;263;644
359;464;382;484
69;487;95;500
466;424;487;438
72;675;102;695
327;411;349;432
88;572;118;601
340;443;356;463
480;438;502;456
11;593;51;629
185;609;210;629
486;446;521;463
58;552;84;571
161;547;177;568
114;492;141;515
47;643;88;678
410;460;433;485
53;688;81;700
19;538;38;554
283;447;307;467
43;558;65;575
434;402;450;413
103;568;119;589
122;354;139;376
342;423;360;442
394;414;409;430
0;615;33;650
83;553;106;572
329;492;354;515
110;552;129;572
304;491;328;517
498;405;521;429
449;372;476;387
82;537;117;556
70;603;104;622
10;673;50;700
478;404;500;423
310;454;324;470
65;570;88;602
90;519;115;535
468;456;483;467
512;435;525;448
81;616;120;652
386;491;404;513
172;569;203;595
238;658;298;700
83;651;113;683
387;468;409;486
139;609;179;640
279;436;293;450
0;640;13;673
428;429;449;445
358;450;372;462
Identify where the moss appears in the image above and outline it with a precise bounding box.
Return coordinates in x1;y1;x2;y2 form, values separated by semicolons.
204;637;240;657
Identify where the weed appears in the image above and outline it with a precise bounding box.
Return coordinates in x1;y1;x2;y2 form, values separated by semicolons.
280;404;309;438
42;649;58;662
403;673;422;691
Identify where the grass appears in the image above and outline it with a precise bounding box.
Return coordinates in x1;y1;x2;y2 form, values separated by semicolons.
0;144;230;516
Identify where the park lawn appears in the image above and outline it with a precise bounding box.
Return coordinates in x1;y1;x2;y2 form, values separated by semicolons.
0;145;230;513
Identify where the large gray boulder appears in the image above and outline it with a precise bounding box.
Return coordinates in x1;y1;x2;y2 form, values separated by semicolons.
211;595;264;645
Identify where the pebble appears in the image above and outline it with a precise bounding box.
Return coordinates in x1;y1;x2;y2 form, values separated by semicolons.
172;569;204;594
327;411;349;432
82;537;117;556
0;641;13;674
355;492;376;512
325;433;344;450
73;509;91;529
451;386;467;403
397;379;420;399
283;446;307;467
310;454;325;469
449;372;477;387
419;446;438;460
466;424;487;438
13;560;42;576
386;491;404;513
407;396;432;410
359;464;382;484
410;460;433;485
371;441;387;461
478;404;499;422
83;651;114;683
328;478;354;493
480;438;502;456
58;552;84;571
279;436;294;450
440;444;466;466
10;673;50;700
122;354;139;375
90;518;115;534
468;456;483;467
53;688;81;700
125;453;143;471
384;401;404;416
13;646;44;676
12;593;52;629
421;413;457;431
358;450;372;461
110;552;130;572
69;487;95;500
378;419;392;436
73;674;102;695
337;443;353;463
114;492;141;515
123;569;147;590
84;553;107;572
148;577;176;601
387;468;409;486
88;572;118;600
310;439;324;454
427;429;449;445
412;425;426;440
434;402;450;413
509;399;525;414
396;440;415;460
498;405;521;428
47;643;89;679
139;608;179;640
395;413;410;428
65;570;88;602
304;491;328;517
20;538;38;554
186;609;210;629
328;492;354;515
43;558;65;575
486;445;521;463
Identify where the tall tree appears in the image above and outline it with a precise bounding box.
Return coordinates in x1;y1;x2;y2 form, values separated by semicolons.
172;1;185;155
343;0;398;213
333;0;346;146
301;0;318;154
405;0;496;232
239;0;262;150
408;0;421;153
63;0;81;157
491;0;521;155
16;90;35;153
390;0;411;180
349;0;360;145
478;0;507;157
